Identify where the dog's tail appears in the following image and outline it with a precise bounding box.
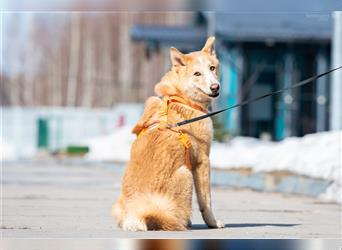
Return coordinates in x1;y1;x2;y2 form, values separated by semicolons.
125;193;188;231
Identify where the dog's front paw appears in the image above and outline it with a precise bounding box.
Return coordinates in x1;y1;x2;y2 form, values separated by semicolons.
202;211;225;229
206;219;225;229
215;220;225;228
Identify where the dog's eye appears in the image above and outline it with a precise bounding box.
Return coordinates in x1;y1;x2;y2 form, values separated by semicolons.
210;66;216;71
194;72;201;76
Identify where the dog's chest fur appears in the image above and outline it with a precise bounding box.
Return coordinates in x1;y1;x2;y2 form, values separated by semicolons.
189;117;213;159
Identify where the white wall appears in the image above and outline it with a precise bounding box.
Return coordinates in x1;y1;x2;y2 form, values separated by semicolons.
1;104;143;160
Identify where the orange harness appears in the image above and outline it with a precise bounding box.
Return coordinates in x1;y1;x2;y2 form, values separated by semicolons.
137;96;206;170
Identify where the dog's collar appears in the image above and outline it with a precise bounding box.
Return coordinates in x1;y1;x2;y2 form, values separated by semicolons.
166;95;207;113
138;95;207;137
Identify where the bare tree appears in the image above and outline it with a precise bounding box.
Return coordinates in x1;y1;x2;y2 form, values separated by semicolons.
118;13;133;102
81;17;94;107
2;12;195;107
66;13;81;106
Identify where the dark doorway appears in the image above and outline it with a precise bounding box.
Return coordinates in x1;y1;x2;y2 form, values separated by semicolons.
240;44;282;139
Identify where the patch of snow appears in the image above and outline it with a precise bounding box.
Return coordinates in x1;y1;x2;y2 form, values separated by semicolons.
210;131;341;182
0;139;36;161
0;140;16;161
210;131;342;203
85;126;135;162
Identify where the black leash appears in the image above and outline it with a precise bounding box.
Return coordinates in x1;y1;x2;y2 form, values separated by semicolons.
169;66;342;128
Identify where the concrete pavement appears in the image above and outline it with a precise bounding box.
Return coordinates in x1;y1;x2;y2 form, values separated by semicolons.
2;161;341;239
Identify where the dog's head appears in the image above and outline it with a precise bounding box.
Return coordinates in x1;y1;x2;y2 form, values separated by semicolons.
155;37;220;104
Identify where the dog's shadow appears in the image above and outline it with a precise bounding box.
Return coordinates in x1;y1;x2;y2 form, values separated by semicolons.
190;223;300;230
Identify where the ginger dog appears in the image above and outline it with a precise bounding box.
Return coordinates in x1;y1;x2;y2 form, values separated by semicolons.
112;37;224;231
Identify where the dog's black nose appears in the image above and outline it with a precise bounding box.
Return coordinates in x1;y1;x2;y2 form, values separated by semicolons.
210;83;220;93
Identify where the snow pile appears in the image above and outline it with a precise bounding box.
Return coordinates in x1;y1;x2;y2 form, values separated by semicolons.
211;131;341;180
0;140;16;161
210;131;341;203
85;126;135;162
1;139;36;161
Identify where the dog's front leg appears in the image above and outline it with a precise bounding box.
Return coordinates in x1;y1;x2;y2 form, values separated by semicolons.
193;157;224;228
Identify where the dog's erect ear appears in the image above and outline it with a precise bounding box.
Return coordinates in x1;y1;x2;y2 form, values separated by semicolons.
170;47;186;67
202;36;216;55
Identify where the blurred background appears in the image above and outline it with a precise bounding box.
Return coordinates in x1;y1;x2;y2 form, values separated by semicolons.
1;1;341;203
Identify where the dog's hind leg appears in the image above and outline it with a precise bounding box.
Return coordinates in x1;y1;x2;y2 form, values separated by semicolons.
168;166;194;227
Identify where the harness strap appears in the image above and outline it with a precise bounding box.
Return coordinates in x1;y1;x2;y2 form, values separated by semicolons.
168;95;207;113
137;96;195;169
159;96;193;169
178;131;192;169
